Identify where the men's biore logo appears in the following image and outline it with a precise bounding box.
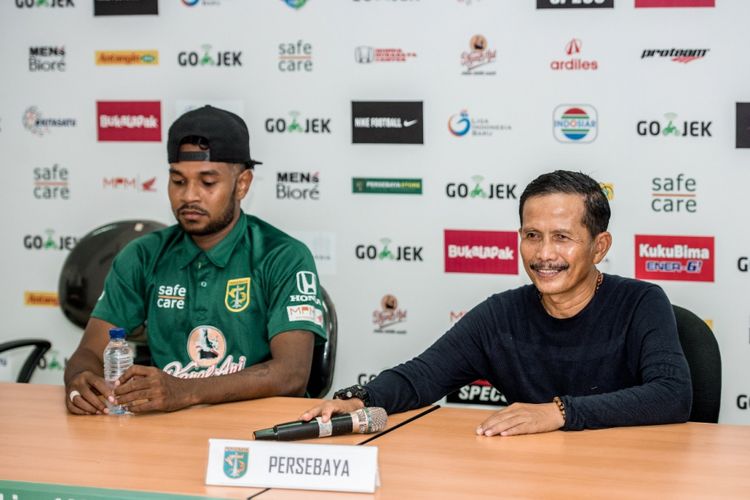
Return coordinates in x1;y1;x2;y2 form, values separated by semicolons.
444;230;518;275
553;105;597;143
634;235;714;282
96;101;161;142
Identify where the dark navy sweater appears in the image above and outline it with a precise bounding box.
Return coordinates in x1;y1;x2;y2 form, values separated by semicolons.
365;274;692;430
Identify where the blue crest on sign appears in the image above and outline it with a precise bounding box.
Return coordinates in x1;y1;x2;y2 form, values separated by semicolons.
223;447;249;479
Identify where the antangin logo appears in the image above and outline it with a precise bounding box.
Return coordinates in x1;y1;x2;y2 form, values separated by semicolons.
95;50;158;66
225;277;250;312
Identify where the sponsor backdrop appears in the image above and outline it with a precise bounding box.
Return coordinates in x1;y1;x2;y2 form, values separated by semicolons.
1;0;748;424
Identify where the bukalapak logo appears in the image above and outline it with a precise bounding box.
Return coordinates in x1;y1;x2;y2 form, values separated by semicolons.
550;39;598;71
94;0;157;15
635;234;714;282
537;0;613;8
736;103;750;148
15;0;75;8
29;46;66;72
444;230;518;275
178;44;242;67
34;164;70;200
553;105;598;143
651;174;697;213
23;229;78;251
445;176;517;200
635;0;714;8
461;35;496;76
641;48;709;64
355;238;423;262
637;113;711;138
23;106;76;136
265;112;331;134
97;101;161;142
352;101;423;144
448;110;511;137
276;171;319;200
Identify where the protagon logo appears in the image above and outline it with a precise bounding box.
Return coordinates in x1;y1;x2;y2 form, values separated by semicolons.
351;101;423;144
641;48;709;64
29;46;66;72
444;230;518;275
553;105;598;143
634;234;714;282
276;171;319;200
22;106;76;136
550;38;598;71
461;34;497;76
637;113;711;138
96;101;161;142
651;174;697;213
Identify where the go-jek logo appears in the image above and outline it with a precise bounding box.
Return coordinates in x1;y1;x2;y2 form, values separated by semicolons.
553;105;598;143
448;110;471;136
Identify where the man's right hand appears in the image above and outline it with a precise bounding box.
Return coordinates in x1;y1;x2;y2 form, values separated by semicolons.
299;398;365;423
65;370;111;415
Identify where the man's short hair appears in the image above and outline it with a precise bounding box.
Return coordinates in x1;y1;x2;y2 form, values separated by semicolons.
519;170;610;237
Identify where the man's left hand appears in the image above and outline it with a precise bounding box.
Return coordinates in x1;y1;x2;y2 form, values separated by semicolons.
113;365;192;413
476;402;564;437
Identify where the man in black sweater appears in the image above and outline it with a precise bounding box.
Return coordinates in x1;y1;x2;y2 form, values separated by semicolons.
302;170;692;436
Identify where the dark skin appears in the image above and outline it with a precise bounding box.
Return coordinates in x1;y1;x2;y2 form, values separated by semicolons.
64;144;315;414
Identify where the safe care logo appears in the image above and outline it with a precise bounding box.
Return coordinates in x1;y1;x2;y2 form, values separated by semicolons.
33;164;70;200
651;174;697;213
278;40;312;72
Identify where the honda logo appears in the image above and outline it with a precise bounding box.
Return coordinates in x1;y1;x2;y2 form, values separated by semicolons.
296;271;317;295
355;46;374;64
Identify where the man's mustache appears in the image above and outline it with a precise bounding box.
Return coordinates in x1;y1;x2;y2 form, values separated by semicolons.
177;204;208;215
530;262;569;272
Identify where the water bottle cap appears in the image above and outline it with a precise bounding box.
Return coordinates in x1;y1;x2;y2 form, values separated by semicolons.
109;327;126;339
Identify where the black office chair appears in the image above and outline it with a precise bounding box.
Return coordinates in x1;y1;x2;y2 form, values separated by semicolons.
672;305;722;423
0;339;51;383
306;286;338;398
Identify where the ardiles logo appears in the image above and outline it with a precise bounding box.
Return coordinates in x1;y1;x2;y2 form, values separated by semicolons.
265;111;331;134
29;46;66;72
444;230;518;275
637;113;711;138
445;176;517;200
448;110;510;137
550;39;598;71
372;294;407;334
23;106;76;136
355;238;423;262
276;171;320;200
177;44;242;67
634;234;714;282
461;35;497;76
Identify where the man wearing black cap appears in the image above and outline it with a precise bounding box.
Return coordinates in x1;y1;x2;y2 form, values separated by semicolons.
64;106;327;414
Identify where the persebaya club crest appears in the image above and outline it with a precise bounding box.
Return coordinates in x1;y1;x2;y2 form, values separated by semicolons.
223;447;249;479
225;277;251;312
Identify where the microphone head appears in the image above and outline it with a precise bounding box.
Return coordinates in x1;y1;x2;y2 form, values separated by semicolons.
359;407;388;433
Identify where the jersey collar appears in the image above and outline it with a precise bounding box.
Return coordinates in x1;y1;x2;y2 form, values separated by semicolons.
177;212;248;269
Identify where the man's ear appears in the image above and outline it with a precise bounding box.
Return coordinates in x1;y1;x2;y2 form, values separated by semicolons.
592;231;612;264
236;167;253;200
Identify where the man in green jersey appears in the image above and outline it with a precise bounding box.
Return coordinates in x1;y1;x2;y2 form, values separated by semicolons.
64;106;327;414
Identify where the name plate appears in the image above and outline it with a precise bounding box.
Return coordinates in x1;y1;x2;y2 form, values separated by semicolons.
205;439;380;493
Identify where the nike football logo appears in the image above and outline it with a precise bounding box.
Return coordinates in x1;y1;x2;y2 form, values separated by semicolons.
403;119;418;127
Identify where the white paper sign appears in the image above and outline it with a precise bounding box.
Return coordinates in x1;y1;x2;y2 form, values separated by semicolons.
205;439;380;493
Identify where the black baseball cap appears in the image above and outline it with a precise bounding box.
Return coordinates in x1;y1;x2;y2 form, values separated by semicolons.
167;105;262;168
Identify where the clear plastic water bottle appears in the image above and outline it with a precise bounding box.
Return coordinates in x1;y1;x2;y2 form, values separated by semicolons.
103;327;133;415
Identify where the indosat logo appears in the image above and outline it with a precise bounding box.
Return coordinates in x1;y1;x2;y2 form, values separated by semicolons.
177;44;242;67
445;176;517;200
460;34;497;76
444;229;518;275
550;38;598;71
95;50;158;66
634;234;714;282
448;110;511;137
553;105;597;143
22;106;76;136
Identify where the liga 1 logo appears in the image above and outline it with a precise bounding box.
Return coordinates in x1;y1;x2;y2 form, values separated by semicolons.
634;235;714;282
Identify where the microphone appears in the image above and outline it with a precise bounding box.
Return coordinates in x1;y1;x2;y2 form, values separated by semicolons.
253;407;388;441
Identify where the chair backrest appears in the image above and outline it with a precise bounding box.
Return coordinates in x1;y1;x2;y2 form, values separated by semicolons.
306;286;338;398
0;339;51;383
672;305;722;423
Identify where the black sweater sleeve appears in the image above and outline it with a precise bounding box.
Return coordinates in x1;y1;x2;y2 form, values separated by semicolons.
365;300;495;414
562;286;692;430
